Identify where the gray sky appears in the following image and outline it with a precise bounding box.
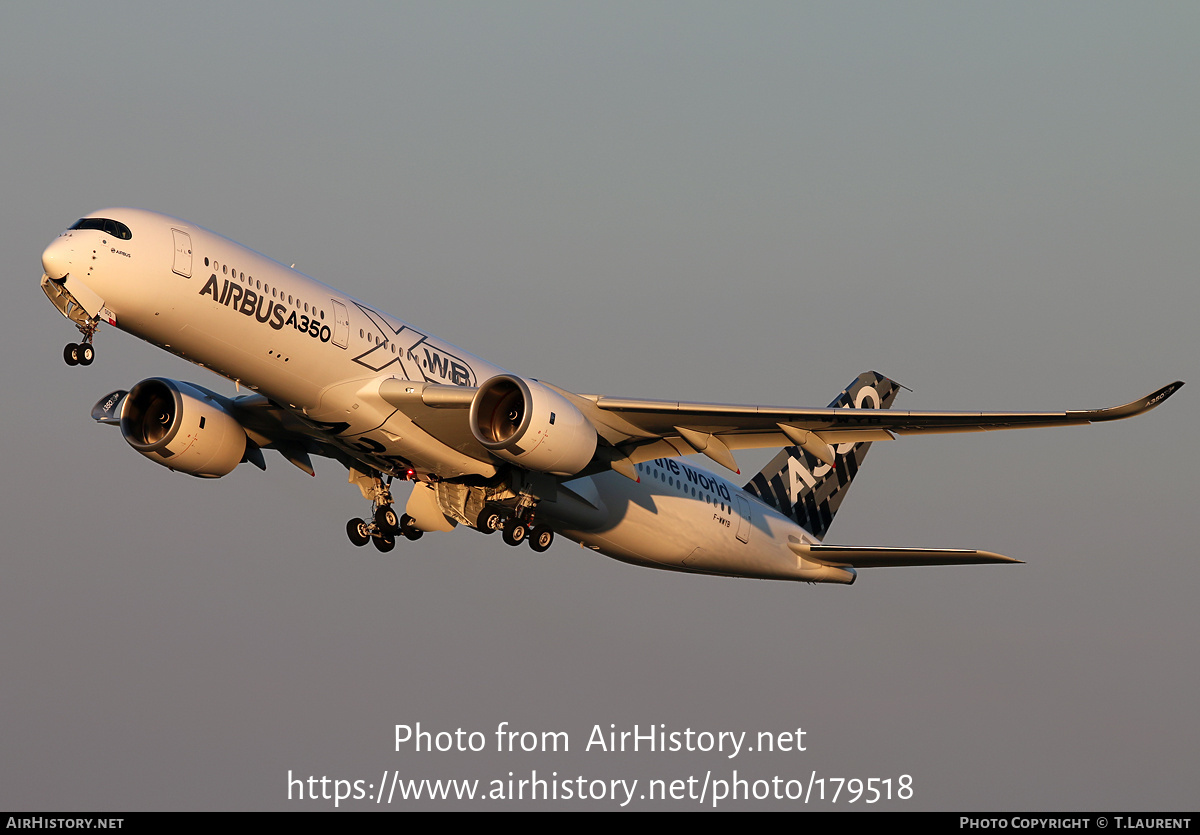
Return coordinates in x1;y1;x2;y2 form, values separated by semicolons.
2;1;1196;810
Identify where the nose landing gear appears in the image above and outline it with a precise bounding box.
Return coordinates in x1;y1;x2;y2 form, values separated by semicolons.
63;341;95;366
42;277;101;367
62;317;98;367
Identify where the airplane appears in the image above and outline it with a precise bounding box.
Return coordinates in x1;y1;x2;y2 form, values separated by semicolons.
39;209;1183;585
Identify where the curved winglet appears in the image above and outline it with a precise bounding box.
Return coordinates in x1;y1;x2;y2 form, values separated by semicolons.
1072;381;1184;423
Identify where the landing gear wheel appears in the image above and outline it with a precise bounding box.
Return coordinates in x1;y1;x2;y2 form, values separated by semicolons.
503;518;528;547
399;514;424;541
373;531;396;552
63;343;79;366
529;525;554;552
346;518;370;547
476;507;503;535
78;343;95;366
374;505;400;533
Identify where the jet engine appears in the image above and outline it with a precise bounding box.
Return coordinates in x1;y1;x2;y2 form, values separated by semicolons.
469;375;598;476
119;378;248;478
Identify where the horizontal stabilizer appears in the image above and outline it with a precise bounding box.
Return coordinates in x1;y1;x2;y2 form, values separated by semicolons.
788;537;1021;568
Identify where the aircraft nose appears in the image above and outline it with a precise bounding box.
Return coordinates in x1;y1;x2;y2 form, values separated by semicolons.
42;236;74;282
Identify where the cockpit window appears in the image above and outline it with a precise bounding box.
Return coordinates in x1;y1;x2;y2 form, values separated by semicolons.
69;217;132;240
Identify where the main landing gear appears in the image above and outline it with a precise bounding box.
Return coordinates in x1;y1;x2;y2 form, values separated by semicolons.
475;505;555;553
345;475;424;553
342;474;557;555
346;510;424;552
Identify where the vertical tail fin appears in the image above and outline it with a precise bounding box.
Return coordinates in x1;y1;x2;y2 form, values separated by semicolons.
743;371;901;540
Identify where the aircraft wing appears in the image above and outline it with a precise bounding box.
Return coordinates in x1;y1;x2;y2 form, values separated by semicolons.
566;379;1185;472
390;377;1183;476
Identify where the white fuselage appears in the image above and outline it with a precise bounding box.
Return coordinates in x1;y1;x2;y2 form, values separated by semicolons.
43;209;842;583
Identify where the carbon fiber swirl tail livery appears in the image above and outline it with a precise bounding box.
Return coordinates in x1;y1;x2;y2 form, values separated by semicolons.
743;371;901;540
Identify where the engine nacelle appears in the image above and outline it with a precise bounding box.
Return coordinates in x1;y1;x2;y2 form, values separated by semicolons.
469;375;598;476
119;378;248;478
